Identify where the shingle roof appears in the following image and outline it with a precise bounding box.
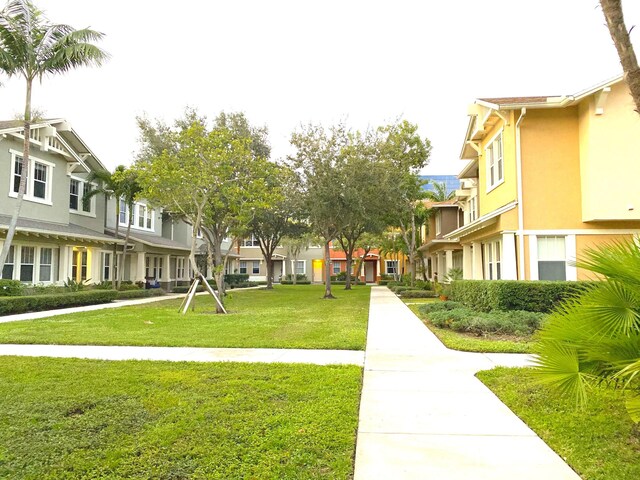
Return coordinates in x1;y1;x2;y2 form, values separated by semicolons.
0;120;23;130
108;229;191;252
477;96;553;106
0;214;121;243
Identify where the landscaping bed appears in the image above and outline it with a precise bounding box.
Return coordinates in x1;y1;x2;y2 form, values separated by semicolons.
0;356;361;479
478;367;640;480
0;285;370;350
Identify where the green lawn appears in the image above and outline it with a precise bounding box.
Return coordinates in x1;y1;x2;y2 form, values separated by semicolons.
0;356;361;479
0;285;370;350
407;304;534;353
478;367;640;480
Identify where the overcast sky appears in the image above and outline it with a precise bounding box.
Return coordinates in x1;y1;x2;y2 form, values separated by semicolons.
0;0;638;174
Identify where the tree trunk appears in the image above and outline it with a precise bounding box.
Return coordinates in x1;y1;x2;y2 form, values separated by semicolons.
345;255;353;290
601;0;640;113
112;199;120;290
117;206;133;290
0;79;32;277
410;213;416;287
292;254;298;285
354;246;371;283
323;240;335;299
266;257;274;289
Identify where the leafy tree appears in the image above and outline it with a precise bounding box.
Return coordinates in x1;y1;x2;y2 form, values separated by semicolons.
377;120;432;286
379;232;407;281
534;239;640;423
135;110;254;312
425;180;455;202
353;232;384;282
84;165;140;289
600;0;640;113
289;124;350;299
0;0;107;277
282;233;314;285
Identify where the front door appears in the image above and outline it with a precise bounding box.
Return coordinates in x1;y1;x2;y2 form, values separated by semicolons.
272;260;283;283
365;262;374;283
312;259;323;282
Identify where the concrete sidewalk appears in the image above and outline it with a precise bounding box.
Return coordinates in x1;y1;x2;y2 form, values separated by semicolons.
0;344;364;366
353;286;580;480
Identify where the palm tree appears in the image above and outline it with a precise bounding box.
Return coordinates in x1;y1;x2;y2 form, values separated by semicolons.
534;239;640;423
425;181;455;202
0;0;108;277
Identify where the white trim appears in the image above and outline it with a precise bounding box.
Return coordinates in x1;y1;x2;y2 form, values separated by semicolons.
8;149;55;205
444;201;518;239
528;235;539;280
522;229;640;235
291;259;306;275
485;129;504;193
68;175;97;218
515;108;527;280
118;200;155;232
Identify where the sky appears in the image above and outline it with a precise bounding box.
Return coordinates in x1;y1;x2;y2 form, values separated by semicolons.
0;0;639;175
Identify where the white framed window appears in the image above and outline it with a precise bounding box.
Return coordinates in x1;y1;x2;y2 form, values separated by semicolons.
2;245;15;280
435;211;442;236
239;261;247;274
293;260;305;275
69;177;95;215
483;240;502;280
332;262;341;274
39;248;52;282
119;200;154;231
385;260;398;275
486;132;504;191
196;228;203;239
9;151;54;205
252;261;260;274
176;257;186;279
19;246;35;282
537;236;566;281
119;199;128;224
242;234;260;247
469;195;478;223
102;252;111;281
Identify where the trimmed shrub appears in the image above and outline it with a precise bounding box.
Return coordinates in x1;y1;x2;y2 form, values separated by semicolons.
398;290;437;298
377;280;390;286
418;301;463;314
283;274;308;282
116;289;166;300
392;286;422;293
280;280;312;285
171;285;205;294
426;307;545;336
0;290;118;316
0;279;24;296
448;280;595;313
414;280;432;290
224;274;249;285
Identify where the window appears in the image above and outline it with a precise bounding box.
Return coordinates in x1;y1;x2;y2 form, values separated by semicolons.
39;248;52;282
9;152;53;203
20;246;35;282
294;260;305;275
385;260;398;275
120;201;153;231
537;236;566;281
176;258;186;279
69;179;80;210
469;195;478;223
332;262;341;274
483;241;502;280
252;261;260;274
138;205;146;228
242;234;260;247
145;256;150;278
2;245;14;280
102;252;111;281
156;257;163;279
486;132;504;190
82;183;92;213
435;211;442;236
119;199;128;224
239;261;247;274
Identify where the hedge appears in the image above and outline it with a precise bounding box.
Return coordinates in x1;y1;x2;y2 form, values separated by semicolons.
0;279;23;296
426;307;545;336
399;290;437;298
171;285;206;294
448;280;595;313
224;274;249;285
280;280;312;285
0;290;118;316
115;289;166;300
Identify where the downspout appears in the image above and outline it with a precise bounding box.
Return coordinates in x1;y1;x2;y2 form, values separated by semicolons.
515;107;527;279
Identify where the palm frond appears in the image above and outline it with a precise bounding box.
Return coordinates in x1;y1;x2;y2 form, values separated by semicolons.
625;392;640;423
576;240;640;288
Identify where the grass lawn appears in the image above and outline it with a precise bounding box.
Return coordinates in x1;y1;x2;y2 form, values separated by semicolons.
478;367;640;480
0;356;362;479
407;303;534;354
0;285;370;350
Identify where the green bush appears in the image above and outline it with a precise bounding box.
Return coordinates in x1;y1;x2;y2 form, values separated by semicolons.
392;286;422;293
418;301;462;314
377;280;390;286
171;285;205;294
448;280;595;313
414;280;432;290
115;289;166;300
398;290;437;298
283;273;308;282
224;274;249;285
117;283;141;292
0;290;118;316
0;279;23;296
380;274;394;281
280;280;312;285
426;307;545;336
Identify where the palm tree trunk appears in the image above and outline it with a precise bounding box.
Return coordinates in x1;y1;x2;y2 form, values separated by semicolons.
112;200;120;290
0;79;32;277
600;0;640;113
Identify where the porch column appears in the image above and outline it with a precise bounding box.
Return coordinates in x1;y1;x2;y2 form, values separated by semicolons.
445;250;453;276
471;242;483;279
162;254;171;283
59;245;71;284
90;248;101;284
501;233;517;280
462;244;473;279
135;252;146;283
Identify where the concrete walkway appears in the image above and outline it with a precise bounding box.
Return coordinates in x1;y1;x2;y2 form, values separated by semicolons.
0;344;364;366
353;286;580;480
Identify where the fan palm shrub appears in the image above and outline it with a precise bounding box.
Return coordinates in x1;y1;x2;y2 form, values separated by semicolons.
534;240;640;423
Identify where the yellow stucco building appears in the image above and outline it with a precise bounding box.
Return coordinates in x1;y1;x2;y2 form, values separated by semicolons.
445;75;640;281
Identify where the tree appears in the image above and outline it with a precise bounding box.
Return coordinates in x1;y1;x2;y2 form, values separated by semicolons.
377;120;432;286
379;232;406;281
425;180;455;202
534;239;640;423
136;110;253;313
289;124;350;299
353;232;383;282
0;0;107;277
247;162;303;289
282;234;313;285
600;0;640;113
